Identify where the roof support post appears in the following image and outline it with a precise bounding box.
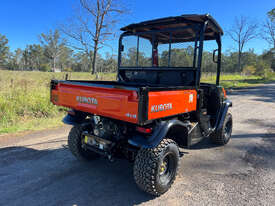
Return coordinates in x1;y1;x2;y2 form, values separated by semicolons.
117;33;124;81
216;34;222;85
192;31;199;68
196;21;208;88
136;36;140;66
168;33;172;67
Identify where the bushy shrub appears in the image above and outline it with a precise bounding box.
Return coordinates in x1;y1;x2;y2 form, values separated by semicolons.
63;67;73;72
243;65;256;75
255;60;272;78
39;63;51;72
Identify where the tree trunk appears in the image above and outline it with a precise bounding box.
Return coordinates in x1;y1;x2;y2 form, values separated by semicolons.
91;43;98;74
53;57;56;72
238;50;241;72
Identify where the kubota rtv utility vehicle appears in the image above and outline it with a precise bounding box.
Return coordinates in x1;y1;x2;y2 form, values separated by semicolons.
50;14;232;196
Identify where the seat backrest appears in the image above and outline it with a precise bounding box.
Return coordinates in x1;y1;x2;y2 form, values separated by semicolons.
120;69;195;87
158;70;195;86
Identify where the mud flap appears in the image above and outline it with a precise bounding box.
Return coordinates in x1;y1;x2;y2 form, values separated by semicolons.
62;112;88;125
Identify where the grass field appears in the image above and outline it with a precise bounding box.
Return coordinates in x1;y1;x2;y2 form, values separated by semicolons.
0;70;115;134
0;70;274;134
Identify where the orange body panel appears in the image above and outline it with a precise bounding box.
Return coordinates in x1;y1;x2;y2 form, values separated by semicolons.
51;82;197;124
148;90;197;120
51;83;139;124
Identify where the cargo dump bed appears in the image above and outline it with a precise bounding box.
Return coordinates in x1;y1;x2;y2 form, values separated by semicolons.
50;80;197;125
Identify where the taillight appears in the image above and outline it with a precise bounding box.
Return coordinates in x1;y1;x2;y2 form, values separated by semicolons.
136;126;152;134
222;88;227;98
128;91;138;101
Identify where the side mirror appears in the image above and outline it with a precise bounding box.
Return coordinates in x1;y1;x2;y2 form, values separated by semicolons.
213;49;218;63
121;45;124;52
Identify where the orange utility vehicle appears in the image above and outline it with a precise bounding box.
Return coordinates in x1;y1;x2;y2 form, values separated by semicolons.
50;14;232;196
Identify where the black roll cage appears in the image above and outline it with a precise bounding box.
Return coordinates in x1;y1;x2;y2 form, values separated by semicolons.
117;21;222;87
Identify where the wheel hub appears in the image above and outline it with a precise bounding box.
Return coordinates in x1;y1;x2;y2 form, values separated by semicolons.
159;156;169;176
159;157;168;176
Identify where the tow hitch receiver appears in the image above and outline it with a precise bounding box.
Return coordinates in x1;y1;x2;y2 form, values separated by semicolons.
82;131;113;151
82;132;114;161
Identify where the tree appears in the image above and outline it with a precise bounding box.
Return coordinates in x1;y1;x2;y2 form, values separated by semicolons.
255;59;271;77
39;29;66;72
228;16;258;72
102;52;117;72
268;8;275;21
0;34;9;67
20;44;47;70
7;48;24;70
262;48;275;71
262;9;275;48
221;51;238;73
61;0;125;74
71;52;91;72
202;51;216;73
14;48;24;70
58;46;74;71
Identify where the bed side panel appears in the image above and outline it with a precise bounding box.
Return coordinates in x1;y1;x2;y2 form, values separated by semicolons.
147;90;197;120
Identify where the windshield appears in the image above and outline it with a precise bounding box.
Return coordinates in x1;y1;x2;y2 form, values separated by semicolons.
119;32;197;68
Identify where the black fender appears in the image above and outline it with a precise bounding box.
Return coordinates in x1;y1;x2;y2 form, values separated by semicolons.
128;120;190;149
62;111;88;125
215;99;232;132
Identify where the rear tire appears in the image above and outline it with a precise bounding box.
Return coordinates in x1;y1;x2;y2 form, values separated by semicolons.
210;112;232;145
133;139;179;196
68;125;99;161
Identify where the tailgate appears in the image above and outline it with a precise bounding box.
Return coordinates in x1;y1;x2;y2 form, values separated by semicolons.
51;81;139;124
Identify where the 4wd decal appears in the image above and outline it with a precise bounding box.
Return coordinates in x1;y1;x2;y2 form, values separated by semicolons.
151;103;173;113
76;96;98;105
125;113;137;119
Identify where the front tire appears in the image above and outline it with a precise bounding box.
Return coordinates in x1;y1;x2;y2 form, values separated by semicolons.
210;112;233;145
133;139;179;196
68;125;99;161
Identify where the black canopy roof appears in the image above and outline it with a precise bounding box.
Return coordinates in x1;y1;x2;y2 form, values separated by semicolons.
120;14;223;43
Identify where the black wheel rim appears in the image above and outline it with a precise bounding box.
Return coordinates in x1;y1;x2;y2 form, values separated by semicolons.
224;119;232;140
159;152;176;185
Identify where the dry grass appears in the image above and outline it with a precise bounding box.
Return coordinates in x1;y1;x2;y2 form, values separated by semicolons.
0;70;115;134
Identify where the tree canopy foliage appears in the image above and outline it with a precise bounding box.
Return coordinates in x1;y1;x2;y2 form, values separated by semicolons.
0;34;9;67
0;6;274;78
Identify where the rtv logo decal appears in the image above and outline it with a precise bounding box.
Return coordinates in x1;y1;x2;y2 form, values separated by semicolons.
151;103;172;113
76;96;98;105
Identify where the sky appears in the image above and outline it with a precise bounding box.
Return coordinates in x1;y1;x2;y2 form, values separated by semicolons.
0;0;274;54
